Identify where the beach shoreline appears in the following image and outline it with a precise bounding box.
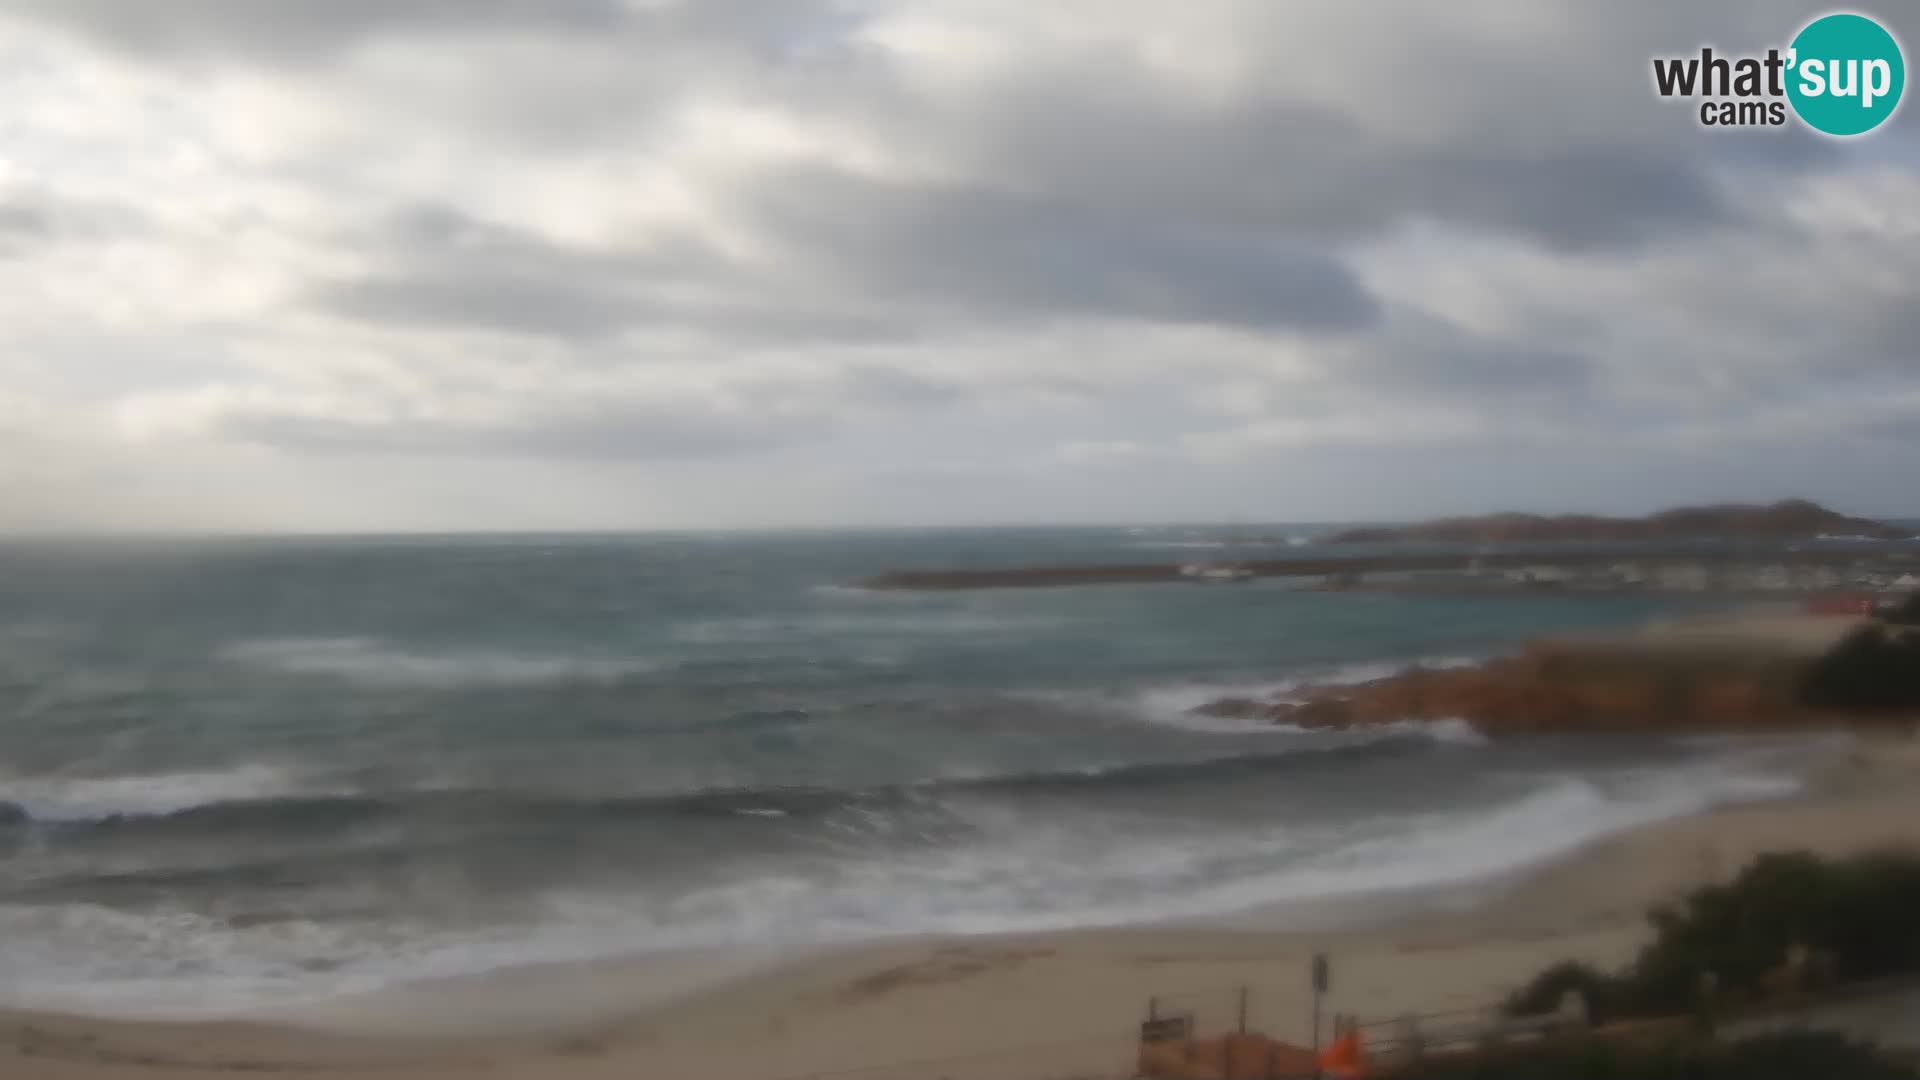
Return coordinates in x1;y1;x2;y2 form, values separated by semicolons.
6;731;1917;1080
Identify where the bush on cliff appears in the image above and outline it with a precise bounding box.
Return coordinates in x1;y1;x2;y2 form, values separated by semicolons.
1500;961;1626;1024
1395;1031;1914;1080
1506;851;1920;1023
1883;592;1920;627
1795;625;1920;711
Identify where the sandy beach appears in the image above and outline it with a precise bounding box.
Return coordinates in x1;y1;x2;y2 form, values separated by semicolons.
5;0;1917;1058
4;731;1917;1080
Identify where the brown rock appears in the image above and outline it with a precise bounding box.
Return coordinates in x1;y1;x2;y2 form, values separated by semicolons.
1212;641;1919;738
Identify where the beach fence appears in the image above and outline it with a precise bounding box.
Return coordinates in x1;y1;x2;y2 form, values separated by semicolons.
1345;989;1589;1070
1134;982;1348;1080
1134;982;1322;1080
1134;983;1592;1079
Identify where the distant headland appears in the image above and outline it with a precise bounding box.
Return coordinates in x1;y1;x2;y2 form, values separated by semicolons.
1324;498;1908;545
854;500;1914;591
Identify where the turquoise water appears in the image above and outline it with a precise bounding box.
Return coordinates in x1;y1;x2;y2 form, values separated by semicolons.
0;529;1803;1011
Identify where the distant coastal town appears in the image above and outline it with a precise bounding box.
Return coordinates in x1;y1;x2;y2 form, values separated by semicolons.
860;501;1920;607
1307;554;1919;607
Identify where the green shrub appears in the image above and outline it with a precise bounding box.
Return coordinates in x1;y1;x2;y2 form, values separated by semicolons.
1395;1032;1914;1080
1502;961;1627;1025
1505;851;1920;1024
1882;593;1920;627
1796;625;1920;711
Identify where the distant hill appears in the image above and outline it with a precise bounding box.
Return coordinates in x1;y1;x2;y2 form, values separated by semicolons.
1326;499;1910;545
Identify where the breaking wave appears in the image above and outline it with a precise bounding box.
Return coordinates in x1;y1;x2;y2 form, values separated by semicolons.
1125;656;1483;733
0;757;1802;1014
2;764;303;824
220;637;656;688
3;739;1450;832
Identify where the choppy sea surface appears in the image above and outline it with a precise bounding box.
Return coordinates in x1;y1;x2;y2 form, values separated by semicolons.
0;527;1835;1012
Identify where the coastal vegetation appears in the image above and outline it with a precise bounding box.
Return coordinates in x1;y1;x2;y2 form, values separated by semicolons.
1505;851;1920;1025
1796;625;1920;711
1886;592;1920;626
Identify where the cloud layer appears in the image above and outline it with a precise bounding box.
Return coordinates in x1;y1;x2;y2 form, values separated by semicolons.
0;0;1915;530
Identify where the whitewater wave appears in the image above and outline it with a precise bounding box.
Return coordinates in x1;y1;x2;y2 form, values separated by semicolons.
1;764;303;824
671;610;1069;646
809;582;876;597
1372;718;1486;746
2;739;1445;831
0;756;1802;1014
1125;656;1483;733
847;760;1804;934
0;899;727;1016
221;637;655;688
1095;763;1800;919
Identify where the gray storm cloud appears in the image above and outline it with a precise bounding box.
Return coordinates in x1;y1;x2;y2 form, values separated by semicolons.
0;0;1913;530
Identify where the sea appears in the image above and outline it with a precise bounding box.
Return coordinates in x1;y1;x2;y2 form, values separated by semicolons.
0;525;1857;1014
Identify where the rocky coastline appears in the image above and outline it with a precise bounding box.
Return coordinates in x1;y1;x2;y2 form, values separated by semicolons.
1197;613;1920;737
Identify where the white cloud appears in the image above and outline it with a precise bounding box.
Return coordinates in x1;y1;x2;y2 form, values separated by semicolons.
0;0;1914;530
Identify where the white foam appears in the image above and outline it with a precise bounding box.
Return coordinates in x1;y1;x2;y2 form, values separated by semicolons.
222;637;653;688
1255;765;1799;902
1129;679;1309;729
596;759;1801;941
0;757;1804;1016
4;764;300;822
838;760;1801;935
671;611;1065;645
1378;717;1487;746
1125;656;1484;734
808;583;876;597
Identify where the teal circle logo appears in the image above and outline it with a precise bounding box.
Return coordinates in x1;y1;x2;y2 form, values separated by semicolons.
1787;13;1905;136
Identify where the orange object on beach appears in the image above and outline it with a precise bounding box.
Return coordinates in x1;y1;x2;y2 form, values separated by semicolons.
1317;1029;1368;1078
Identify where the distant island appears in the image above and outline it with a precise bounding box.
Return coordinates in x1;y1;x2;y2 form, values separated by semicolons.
1325;499;1909;545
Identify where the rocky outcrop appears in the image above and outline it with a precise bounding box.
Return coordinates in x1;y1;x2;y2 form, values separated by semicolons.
1197;643;1915;736
1327;499;1909;545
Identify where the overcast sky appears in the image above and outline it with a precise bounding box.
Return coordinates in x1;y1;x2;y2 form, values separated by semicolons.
1;1;1915;532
